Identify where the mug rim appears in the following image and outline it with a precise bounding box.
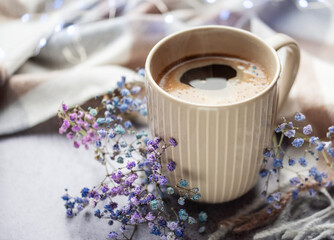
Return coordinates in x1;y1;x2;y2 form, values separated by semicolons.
145;25;281;108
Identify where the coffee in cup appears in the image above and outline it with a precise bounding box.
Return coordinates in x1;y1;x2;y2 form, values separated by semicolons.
157;55;269;105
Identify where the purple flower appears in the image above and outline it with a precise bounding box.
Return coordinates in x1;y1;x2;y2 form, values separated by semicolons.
272;192;281;201
295;112;306;121
298;157;307;167
147;153;156;163
108;231;118;239
72;125;81;133
290;177;301;186
167;221;178;231
61;119;70;130
73;141;80;148
100;185;109;193
167;160;176;172
303;124;312;135
62;103;68;112
66;208;73;217
158;176;168;185
284;130;296;138
126;161;136;170
145;212;156;221
97;129;107;138
130;196;140;206
168;138;178;147
69;113;77;122
148;174;158;183
292;138;304;148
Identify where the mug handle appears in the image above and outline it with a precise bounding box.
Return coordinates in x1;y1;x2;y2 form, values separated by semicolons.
265;34;300;110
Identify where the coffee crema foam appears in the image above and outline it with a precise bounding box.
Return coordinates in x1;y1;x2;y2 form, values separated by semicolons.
158;56;270;105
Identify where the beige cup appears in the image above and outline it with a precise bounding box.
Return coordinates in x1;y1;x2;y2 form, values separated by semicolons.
145;26;300;203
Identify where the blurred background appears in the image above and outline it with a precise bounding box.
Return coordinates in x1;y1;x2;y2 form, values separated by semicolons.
0;0;334;239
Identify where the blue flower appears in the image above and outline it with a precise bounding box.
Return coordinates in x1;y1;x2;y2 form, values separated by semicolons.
289;177;301;186
309;189;316;197
316;143;324;151
295;112;306;121
266;195;274;203
95;140;102;147
292;189;298;199
140;108;147;116
131;86;141;95
198;211;208;222
179;209;188;221
66;208;73;217
192;193;201;200
288;158;296;166
81;187;89;197
61;195;69;201
179;179;189;188
303;124;312;135
97;129;107;138
259;169;269;178
273;158;283;168
178;197;185;206
89;108;97;116
167;187;174;194
94;209;101;218
298;157;307;167
121;89;130;96
284;130;296;138
150;200;159;210
272;192;281;201
150;226;161;236
124;120;132;129
188;216;197;224
310;136;319;144
115;125;125;134
137;68;145;77
292;138;304;148
198;226;206;234
124;97;133;105
328;126;334;133
117;76;126;88
327;148;334;157
118;103;129;112
175;228;184;237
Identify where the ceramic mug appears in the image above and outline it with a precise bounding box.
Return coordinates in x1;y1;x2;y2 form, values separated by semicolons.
145;26;300;203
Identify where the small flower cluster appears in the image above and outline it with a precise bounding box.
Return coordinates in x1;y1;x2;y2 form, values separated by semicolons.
59;76;206;239
260;112;334;213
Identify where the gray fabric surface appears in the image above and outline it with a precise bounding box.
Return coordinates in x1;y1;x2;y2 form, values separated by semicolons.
0;120;262;240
